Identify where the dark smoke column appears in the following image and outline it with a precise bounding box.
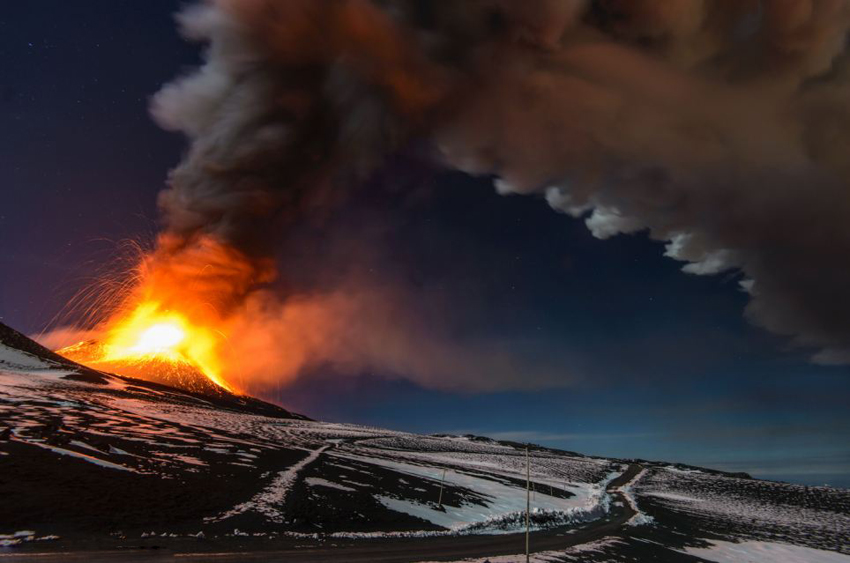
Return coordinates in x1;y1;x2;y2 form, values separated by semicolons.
152;0;850;367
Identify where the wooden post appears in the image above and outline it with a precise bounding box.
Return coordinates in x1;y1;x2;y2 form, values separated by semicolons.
526;445;530;563
437;468;447;508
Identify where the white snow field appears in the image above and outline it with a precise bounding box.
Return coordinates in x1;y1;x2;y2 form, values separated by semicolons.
682;539;850;563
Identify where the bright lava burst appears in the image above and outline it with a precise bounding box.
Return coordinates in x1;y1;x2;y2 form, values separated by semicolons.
130;323;185;354
98;302;232;392
58;301;234;394
54;235;269;395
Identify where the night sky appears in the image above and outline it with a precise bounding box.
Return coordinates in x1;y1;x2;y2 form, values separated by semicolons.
2;1;849;489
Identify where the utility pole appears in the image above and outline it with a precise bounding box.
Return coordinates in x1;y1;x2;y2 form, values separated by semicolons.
526;445;530;563
437;468;447;508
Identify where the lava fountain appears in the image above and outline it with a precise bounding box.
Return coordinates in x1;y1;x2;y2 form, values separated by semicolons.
57;299;234;395
56;235;277;395
97;302;229;391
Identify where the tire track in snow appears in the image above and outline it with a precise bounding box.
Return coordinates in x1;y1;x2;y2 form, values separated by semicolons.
211;445;330;523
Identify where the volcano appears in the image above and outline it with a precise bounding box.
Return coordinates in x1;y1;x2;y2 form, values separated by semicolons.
56;339;226;396
1;321;848;561
0;322;303;421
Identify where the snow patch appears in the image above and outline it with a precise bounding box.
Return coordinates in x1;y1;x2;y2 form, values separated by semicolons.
414;536;625;562
348;456;616;533
644;491;703;503
682;539;850;562
305;477;356;492
0;530;58;548
17;439;140;473
0;345;51;371
615;468;654;526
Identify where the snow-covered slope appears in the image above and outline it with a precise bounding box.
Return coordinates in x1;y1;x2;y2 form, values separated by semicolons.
0;322;616;539
0;321;848;562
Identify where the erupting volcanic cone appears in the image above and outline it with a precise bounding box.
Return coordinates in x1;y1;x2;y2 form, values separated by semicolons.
57;340;227;396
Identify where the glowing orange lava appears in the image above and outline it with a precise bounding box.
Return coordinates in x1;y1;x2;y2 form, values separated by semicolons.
130;323;185;354
55;235;280;394
97;301;232;392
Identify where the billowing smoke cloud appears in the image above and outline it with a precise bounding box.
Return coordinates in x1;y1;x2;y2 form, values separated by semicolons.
151;0;446;253
432;0;850;364
144;0;850;393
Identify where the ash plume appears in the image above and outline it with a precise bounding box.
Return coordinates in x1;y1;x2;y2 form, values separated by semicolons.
144;0;850;391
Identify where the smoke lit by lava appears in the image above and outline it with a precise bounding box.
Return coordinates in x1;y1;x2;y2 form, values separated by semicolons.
50;0;850;396
54;236;263;393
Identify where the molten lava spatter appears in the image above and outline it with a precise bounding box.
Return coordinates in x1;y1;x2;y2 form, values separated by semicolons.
58;302;234;394
129;323;185;355
55;234;274;395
